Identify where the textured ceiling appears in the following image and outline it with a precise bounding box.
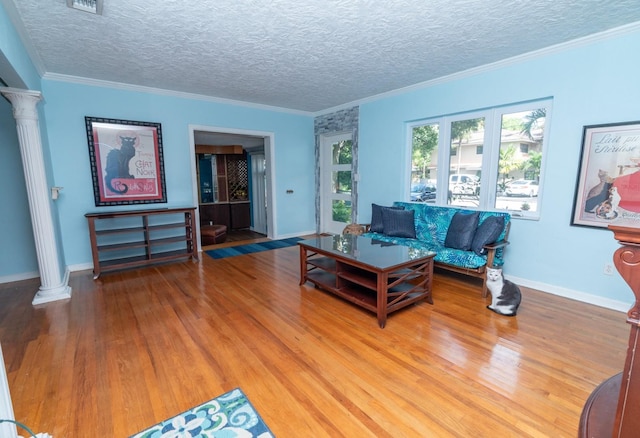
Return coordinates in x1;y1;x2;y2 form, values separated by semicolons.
4;0;640;113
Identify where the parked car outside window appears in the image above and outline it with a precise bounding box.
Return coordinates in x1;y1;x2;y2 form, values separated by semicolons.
449;174;479;195
411;181;437;202
505;179;539;197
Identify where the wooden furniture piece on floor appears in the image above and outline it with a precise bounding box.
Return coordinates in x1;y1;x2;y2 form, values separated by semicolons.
200;224;227;245
85;207;197;279
298;234;435;328
579;224;640;437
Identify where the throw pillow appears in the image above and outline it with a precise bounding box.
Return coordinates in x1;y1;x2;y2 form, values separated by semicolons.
370;203;404;233
381;208;416;238
444;211;480;250
471;215;505;255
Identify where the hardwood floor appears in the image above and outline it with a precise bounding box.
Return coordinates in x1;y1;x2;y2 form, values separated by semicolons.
200;229;267;251
0;246;629;437
223;229;267;243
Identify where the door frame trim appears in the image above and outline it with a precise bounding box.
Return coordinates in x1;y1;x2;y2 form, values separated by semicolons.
319;131;354;234
188;125;276;250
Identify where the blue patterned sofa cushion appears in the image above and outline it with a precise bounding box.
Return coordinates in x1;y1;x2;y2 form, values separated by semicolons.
363;202;510;269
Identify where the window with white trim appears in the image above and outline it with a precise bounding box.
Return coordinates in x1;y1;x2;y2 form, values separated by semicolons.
408;99;551;218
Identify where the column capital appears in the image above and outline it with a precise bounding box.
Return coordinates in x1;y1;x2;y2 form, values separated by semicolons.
0;87;42;121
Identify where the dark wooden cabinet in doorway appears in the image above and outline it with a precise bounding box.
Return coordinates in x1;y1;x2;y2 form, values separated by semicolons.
199;202;250;230
230;202;251;229
196;145;251;230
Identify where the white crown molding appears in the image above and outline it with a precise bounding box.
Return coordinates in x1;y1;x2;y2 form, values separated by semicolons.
314;21;640;116
42;72;313;116
7;0;640;118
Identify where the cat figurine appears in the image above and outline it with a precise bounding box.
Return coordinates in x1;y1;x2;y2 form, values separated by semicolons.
104;135;137;194
486;267;521;317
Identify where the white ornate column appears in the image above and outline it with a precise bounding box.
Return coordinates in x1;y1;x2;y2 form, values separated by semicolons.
0;344;18;438
1;87;72;305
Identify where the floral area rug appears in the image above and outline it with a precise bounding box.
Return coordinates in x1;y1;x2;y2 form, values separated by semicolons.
130;388;274;438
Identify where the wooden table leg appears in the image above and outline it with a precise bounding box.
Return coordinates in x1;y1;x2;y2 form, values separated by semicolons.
298;244;307;286
425;259;434;304
377;271;388;328
87;216;101;279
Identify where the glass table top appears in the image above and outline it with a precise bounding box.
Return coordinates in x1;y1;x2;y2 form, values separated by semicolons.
298;234;435;269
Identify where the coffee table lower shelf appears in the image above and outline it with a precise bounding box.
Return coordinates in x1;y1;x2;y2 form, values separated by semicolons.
299;239;434;328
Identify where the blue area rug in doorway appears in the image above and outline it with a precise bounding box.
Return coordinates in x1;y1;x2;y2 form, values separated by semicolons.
205;237;303;259
130;388;274;438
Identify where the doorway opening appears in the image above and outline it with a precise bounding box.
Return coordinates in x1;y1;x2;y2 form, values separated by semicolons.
189;126;276;250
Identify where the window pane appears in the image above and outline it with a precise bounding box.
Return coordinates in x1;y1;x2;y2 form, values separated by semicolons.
332;171;352;194
411;123;439;202
495;109;545;212
332;140;352;165
332;200;351;223
448;118;483;207
407;99;549;218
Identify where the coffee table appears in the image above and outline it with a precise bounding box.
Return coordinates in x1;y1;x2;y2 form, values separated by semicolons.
298;234;435;328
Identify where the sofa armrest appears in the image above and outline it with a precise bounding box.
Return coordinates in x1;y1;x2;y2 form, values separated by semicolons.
484;239;510;269
484;239;509;251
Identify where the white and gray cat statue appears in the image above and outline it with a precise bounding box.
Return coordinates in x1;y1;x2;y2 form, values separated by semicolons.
486;267;521;317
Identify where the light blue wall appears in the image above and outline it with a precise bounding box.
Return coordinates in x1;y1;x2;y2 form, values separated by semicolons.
40;81;315;266
358;29;640;306
0;93;38;277
0;2;42;280
2;0;315;278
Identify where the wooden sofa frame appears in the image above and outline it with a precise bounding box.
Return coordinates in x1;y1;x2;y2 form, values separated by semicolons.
360;220;511;298
434;221;510;297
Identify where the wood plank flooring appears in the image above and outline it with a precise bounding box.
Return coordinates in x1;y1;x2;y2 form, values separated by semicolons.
0;245;629;437
201;229;267;250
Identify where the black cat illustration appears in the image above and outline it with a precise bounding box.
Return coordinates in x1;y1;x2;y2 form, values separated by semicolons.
584;169;614;213
104;135;137;194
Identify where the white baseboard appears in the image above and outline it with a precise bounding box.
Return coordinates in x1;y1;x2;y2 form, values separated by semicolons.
274;231;316;240
0;271;39;284
507;274;631;313
67;263;93;273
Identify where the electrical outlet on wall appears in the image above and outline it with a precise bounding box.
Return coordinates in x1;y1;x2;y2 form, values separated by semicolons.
604;263;615;276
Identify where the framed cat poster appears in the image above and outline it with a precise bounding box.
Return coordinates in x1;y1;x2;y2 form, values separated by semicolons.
85;117;167;206
572;120;640;229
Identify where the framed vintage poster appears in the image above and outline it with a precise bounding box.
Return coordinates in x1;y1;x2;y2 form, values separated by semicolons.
85;117;167;206
572;121;640;228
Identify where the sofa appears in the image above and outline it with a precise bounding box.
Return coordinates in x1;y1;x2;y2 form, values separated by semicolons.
362;202;511;297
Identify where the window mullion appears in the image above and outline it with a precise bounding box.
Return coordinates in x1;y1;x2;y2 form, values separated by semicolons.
436;117;451;204
481;109;501;209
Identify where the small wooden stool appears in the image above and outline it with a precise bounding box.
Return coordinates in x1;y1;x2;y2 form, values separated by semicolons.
201;224;228;245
